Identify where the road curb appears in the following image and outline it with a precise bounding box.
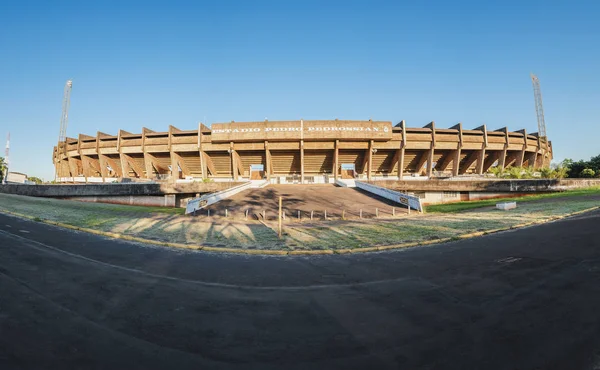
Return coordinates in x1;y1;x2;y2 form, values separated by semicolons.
1;206;599;256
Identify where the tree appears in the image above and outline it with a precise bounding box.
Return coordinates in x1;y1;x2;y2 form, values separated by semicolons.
589;154;600;174
0;157;6;181
27;176;43;184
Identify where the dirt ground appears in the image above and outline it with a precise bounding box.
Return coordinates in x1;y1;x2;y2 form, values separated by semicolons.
202;184;409;220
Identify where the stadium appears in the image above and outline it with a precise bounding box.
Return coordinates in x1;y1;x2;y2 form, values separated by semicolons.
53;119;552;183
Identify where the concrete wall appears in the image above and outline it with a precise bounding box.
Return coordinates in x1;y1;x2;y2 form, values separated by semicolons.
369;179;600;193
415;191;530;205
64;195;177;207
0;181;244;198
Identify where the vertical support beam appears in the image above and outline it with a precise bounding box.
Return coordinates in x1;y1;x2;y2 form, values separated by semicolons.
143;153;154;179
95;132;103;182
425;121;435;178
169;151;178;180
475;124;487;175
398;120;406;179
333;140;339;179
142;128;153;179
118;130;130;178
497;127;509;170
453;149;461;177
230;141;238;181
168;126;177;182
535;136;544;168
300;139;305;184
265;141;271;181
367;140;373;180
451;122;463;176
198;123;207;179
516;129;526;167
77;135;87;183
426;148;434;177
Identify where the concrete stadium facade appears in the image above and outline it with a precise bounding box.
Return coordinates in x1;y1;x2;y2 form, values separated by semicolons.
53;120;552;183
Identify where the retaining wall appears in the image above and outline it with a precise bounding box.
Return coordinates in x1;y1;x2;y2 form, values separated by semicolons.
0;181;243;197
62;195;177;207
369;179;600;193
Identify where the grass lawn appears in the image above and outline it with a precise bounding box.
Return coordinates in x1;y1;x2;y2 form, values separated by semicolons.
1;189;600;251
425;186;600;213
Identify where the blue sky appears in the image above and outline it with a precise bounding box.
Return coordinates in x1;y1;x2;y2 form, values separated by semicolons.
1;0;598;180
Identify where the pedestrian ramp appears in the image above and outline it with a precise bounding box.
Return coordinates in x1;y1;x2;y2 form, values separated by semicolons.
250;180;270;188
335;178;356;188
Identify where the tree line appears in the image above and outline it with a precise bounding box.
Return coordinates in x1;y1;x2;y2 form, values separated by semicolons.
561;154;600;178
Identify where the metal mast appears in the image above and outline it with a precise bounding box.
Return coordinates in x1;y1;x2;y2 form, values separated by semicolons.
530;74;547;140
2;132;8;184
55;80;73;181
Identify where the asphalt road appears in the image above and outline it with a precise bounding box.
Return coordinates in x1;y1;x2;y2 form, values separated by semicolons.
1;211;600;370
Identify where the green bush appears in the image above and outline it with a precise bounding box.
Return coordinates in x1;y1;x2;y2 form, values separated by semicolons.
488;167;504;177
580;168;596;178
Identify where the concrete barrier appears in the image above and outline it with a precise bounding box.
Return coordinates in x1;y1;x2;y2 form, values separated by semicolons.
186;182;252;214
355;181;423;212
496;202;517;211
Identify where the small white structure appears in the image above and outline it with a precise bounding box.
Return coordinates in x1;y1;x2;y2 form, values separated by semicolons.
6;172;28;184
496;201;517;211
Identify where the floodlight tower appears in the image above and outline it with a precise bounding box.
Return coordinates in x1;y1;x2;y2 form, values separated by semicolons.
55;80;73;181
530;73;547;140
531;73;549;166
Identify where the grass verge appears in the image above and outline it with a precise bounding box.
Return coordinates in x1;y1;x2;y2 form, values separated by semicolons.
425;186;600;213
1;191;599;253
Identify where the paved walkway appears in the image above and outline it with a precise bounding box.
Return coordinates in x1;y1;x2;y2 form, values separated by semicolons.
203;184;407;219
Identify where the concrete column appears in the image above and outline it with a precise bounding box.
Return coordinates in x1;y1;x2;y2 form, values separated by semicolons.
230;142;238;181
333;140;339;179
198;123;207;180
141;128;151;179
475;124;487;175
367;140;373;180
143;153;154;179
452;149;461;177
398;120;406;180
120;155;130;179
168;127;176;182
300;140;305;184
497;127;509;170
169;152;178;181
118;130;129;179
398;148;405;180
450;122;463;177
265;141;271;181
516;130;526;167
426;121;436;177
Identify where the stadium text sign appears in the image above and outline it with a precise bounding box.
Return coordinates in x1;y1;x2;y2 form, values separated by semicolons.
210;120;393;142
